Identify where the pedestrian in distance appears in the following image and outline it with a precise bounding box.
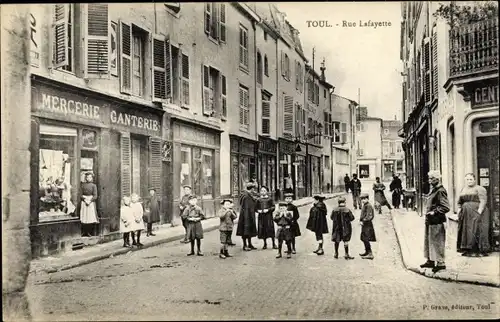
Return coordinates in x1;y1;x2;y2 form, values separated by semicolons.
373;177;392;214
181;195;205;256
389;173;403;209
130;193;145;247
236;182;259;251
306;194;329;256
218;197;237;259
350;174;362;210
143;187;160;237
420;170;450;273
344;174;351;193
257;186;277;250
274;202;294;259
285;192;301;254
120;196;134;248
359;193;376;260
179;185;192;243
331;196;355;260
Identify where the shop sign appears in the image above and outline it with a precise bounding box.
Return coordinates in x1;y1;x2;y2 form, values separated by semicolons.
110;108;160;133
470;80;499;109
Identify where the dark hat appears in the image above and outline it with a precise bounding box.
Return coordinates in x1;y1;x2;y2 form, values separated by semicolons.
314;194;326;201
148;187;156;191
284;192;294;198
360;192;369;199
183;185;192;189
246;182;256;190
188;195;198;200
220;198;233;205
278;202;288;207
337;196;346;203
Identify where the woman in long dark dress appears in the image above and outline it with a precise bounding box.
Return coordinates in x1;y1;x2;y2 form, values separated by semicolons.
389;173;403;209
144;187;161;236
306;195;329;255
372;177;392;214
457;173;491;257
236;183;258;251
257;186;277;249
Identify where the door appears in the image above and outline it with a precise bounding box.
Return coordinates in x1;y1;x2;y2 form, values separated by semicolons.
81;150;99;236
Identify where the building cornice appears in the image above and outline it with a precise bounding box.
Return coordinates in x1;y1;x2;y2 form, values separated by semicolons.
233;3;260;23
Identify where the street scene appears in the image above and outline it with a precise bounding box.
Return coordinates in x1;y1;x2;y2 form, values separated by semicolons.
2;1;499;321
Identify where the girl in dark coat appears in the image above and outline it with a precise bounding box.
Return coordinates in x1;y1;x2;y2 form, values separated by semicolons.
359;193;376;259
181;195;205;256
144;187;161;236
331;196;355;260
236;183;258;251
285;192;301;254
257;186;277;249
306;195;329;255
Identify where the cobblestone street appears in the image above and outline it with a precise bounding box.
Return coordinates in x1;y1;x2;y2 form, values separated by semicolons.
26;196;499;320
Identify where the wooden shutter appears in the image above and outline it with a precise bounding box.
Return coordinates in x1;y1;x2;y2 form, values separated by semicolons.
262;100;271;135
301;109;306;136
281;51;285;77
219;3;226;42
202;64;211;115
149;138;162;195
84;3;109;78
431;29;438;100
423;37;431;105
119;20;132;94
328;113;332;137
295;61;299;90
323;112;328;135
181;53;190;106
283;95;294;134
165;39;172;99
341;122;347;143
204;3;211;34
221;74;227;118
152;34;166;102
120;133;131;197
52;4;69;68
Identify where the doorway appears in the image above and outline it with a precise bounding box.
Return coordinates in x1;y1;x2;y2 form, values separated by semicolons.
130;135;148;199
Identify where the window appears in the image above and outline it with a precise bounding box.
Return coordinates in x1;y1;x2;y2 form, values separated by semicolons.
359;164;370;178
314;84;320;105
308;117;313;140
301;109;306;137
281;52;290;80
262;93;271;135
120;22;148;96
396;160;404;172
264;55;269;76
180;146;192;197
60;4;74;72
340;122;347;143
332;121;340;143
357;140;365;156
264;31;268;41
383;141;390;156
397;141;403;153
221;74;227;119
132;32;145;97
164;3;181;14
357;122;365;132
239;25;249;69
202;65;225;117
295;62;300;90
239;85;250;129
202;150;214;199
324;89;327;98
181;53;190;106
283;95;294;134
336;149;349;164
390;141;396;155
324;155;330;169
257;52;263;85
205;3;225;42
181;146;214;200
324;112;332;136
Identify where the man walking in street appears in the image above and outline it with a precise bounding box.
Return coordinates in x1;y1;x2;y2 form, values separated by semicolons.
420;170;450;273
344;174;351;193
350;173;362;210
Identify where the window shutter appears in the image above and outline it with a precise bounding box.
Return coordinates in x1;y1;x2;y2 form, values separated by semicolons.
283;95;294;134
239;88;244;124
149;138;162;195
244;90;249;125
295;103;301;136
84;3;109;78
262;100;271;135
431;29;438;100
202;64;211;116
120;133;131;197
52;4;69;68
281;51;285;77
341;122;347;143
295;61;299;90
328;113;332;137
423;37;431;105
221;74;227;118
204;3;211;34
119;20;132;94
219;3;226;42
165;38;172;99
152;34;166;102
323;112;328;136
181;53;190;106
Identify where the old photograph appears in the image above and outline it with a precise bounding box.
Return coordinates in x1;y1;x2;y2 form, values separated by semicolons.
1;1;499;321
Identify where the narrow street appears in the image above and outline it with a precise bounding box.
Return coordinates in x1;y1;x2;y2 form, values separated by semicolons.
26;196;499;320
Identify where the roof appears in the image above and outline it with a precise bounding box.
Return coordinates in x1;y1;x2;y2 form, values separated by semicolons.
331;93;359;105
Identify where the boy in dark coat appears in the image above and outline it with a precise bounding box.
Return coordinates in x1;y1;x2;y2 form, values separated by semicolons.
285;192;301;254
359;193;376;260
181;195;205;256
331;196;355;260
144;187;161;236
179;185;192;243
236;183;258;251
217;198;237;259
306;194;329;256
274;202;294;259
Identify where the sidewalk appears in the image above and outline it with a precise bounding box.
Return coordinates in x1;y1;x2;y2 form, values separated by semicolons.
391;209;500;287
29;192;345;275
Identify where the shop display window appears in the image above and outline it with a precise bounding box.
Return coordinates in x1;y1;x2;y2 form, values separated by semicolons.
180;145;214;200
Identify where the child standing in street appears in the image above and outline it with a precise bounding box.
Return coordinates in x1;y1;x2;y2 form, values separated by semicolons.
181;195;205;256
257;186;277;250
120;196;134;248
218;197;237;259
359;193;376;260
306;195;329;256
274;202;294;259
284;192;301;254
130;193;145;247
330;196;355;260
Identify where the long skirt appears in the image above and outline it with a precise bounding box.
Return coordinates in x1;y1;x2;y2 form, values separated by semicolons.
360;221;376;242
374;191;390;207
186;221;204;240
257;212;275;239
392;191;401;208
457;202;490;253
80;201;99;224
424;223;445;263
290;221;301;237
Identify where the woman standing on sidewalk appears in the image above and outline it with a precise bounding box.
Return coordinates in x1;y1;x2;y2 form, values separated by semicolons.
457;173;491;257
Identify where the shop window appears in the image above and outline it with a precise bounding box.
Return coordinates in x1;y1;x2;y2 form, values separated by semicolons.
296;156;305;189
231;154;239;196
39;125;77;221
132;28;146;97
359;164;370;178
180;146;192;197
202;150;213;199
396;160;404;172
181;145;214;199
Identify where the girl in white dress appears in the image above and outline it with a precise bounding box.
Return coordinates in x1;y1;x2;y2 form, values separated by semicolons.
130;193;145;247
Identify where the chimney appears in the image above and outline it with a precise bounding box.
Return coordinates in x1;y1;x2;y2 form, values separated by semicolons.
320;58;326;82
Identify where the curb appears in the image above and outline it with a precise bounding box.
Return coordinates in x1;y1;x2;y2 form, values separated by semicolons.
390;213;500;288
34;194;344;274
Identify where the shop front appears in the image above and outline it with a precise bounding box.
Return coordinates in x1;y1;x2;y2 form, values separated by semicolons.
172;119;221;218
30;76;164;257
278;139;304;199
258;136;277;200
307;145;322;196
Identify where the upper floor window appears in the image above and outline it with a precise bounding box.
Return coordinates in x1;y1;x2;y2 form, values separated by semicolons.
59;4;75;72
202;65;226;117
264;31;268;41
281;52;290;80
357;122;365;132
295;62;303;92
239;85;250;130
132;31;146;97
239;25;249;69
205;3;226;43
264;55;269;77
324;89;327;98
307;78;319;104
397;142;403;153
261;93;271;135
257;52;263;85
164;3;181;14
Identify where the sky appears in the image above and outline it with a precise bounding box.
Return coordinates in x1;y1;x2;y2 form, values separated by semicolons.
276;2;403;121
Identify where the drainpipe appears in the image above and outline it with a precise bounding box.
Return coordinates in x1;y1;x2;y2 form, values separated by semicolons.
275;33;280;200
253;20;258;180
